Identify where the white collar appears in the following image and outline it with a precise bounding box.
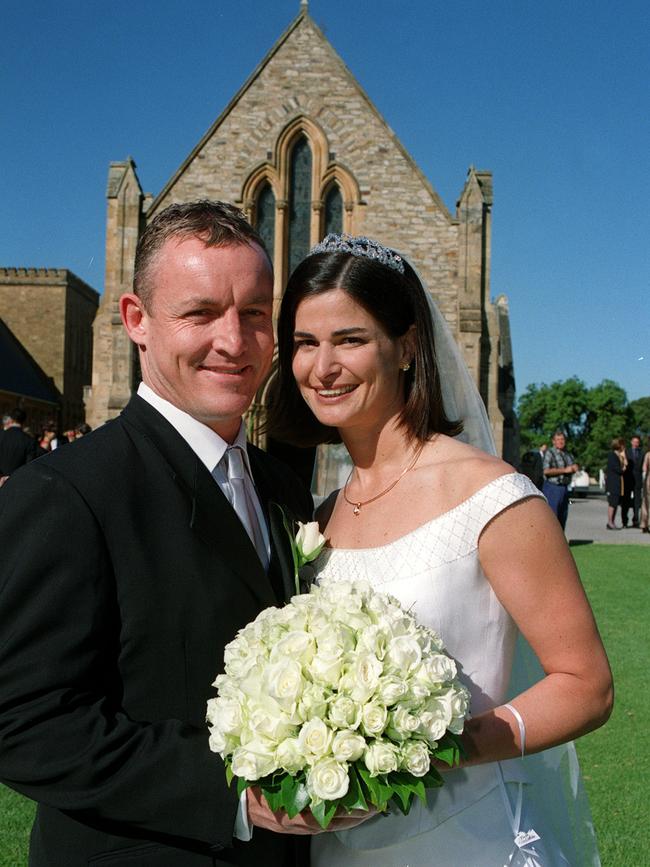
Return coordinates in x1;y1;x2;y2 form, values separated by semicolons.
137;382;250;474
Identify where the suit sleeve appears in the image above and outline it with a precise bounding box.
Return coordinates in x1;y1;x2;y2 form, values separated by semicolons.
0;465;235;852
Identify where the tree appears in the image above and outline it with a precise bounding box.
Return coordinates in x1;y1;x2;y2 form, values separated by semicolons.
517;378;634;474
581;380;633;472
517;377;589;453
629;397;650;436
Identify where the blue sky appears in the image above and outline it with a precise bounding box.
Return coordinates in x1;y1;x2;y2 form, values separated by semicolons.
2;0;649;401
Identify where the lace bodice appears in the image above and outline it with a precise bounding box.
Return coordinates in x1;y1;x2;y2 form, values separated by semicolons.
315;473;543;715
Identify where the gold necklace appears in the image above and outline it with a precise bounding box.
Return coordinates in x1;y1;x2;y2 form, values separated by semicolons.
343;441;426;516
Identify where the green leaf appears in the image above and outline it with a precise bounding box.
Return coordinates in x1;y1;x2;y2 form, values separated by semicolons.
420;768;444;792
339;765;368;812
236;777;252;798
281;773;310;818
310;799;338;830
261;781;285;813
356;766;391;811
225;764;234;787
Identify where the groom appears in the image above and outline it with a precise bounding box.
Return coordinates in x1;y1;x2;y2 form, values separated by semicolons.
0;202;336;865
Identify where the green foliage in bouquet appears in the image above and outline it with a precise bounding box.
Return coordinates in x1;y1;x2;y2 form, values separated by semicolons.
227;731;463;829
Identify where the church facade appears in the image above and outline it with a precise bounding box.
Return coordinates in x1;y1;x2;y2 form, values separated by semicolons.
86;6;517;464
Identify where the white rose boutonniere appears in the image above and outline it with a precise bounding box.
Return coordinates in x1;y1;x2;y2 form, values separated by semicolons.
285;515;326;595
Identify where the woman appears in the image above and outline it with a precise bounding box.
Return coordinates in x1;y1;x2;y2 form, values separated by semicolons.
605;437;628;529
640;437;650;533
268;235;612;866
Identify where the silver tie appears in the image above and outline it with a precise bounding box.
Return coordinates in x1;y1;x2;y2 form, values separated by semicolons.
224;446;267;568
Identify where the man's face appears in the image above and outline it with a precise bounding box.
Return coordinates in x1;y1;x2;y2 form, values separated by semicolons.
631;436;640;449
129;237;274;441
553;433;566;450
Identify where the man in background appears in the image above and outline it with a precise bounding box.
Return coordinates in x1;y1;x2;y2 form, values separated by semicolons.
625;435;645;528
543;430;578;530
0;407;39;485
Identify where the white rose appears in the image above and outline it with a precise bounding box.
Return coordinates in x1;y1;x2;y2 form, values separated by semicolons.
400;740;431;777
310;649;344;687
248;702;294;743
331;730;366;762
356;624;389;659
298;718;333;757
296;521;326;559
361;701;388;737
276;737;307;774
297;683;329;721
328;694;362;730
270;630;315;666
317;623;356;655
208;727;236;757
346;652;383;701
307;757;350;802
230;739;277;781
264;658;304;707
385;635;422;673
387;706;419;740
419;653;457;684
364;740;399;777
375;675;408;705
418;706;450;745
206;696;245;736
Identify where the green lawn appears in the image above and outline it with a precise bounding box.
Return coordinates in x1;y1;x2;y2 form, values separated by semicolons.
0;544;647;865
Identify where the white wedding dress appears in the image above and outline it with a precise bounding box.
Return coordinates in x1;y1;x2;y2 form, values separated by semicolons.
311;473;600;867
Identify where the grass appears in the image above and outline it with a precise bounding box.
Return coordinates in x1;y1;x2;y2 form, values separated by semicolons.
0;544;647;865
571;544;649;865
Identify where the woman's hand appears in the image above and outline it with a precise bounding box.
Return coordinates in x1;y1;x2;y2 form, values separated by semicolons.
246;786;375;835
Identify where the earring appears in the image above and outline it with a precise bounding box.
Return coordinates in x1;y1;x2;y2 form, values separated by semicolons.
400;362;411;372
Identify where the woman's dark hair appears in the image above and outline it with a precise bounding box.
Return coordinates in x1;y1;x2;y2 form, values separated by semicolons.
266;250;463;447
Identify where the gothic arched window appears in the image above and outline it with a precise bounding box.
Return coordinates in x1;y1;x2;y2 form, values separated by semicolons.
255;182;275;265
288;136;313;277
323;184;343;236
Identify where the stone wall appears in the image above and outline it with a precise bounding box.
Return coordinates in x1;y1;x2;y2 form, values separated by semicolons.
0;268;98;428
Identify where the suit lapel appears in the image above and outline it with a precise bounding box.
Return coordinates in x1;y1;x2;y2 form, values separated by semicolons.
121;396;274;605
249;449;298;603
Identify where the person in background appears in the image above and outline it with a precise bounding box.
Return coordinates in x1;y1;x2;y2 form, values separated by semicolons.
625;435;645;528
74;422;92;438
605;437;628;530
0;408;39;486
542;430;578;530
639;437;650;534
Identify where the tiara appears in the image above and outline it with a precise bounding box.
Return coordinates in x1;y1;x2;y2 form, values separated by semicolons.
309;233;405;274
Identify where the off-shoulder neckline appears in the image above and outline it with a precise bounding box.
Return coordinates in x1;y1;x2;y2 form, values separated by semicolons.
321;472;541;555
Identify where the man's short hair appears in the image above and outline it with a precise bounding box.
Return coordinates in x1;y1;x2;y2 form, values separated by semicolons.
8;407;26;426
133;200;270;311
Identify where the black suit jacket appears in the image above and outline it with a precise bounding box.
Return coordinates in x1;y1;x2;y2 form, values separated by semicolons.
0;425;39;475
0;396;312;866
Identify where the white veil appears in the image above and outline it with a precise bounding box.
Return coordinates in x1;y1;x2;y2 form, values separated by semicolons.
422;290;497;456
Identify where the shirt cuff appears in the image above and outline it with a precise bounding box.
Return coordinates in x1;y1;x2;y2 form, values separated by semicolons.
233;788;253;841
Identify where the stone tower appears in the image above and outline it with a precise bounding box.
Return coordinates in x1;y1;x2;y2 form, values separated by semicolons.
86;6;515;463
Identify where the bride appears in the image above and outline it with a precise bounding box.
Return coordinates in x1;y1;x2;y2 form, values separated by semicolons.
267;235;613;866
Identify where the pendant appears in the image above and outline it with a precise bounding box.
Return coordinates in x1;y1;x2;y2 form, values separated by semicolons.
353;503;361;516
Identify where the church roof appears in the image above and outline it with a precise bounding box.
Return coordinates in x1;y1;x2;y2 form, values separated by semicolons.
149;7;451;220
0;318;60;405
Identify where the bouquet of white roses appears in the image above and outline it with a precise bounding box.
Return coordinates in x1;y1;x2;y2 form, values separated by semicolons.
207;579;469;829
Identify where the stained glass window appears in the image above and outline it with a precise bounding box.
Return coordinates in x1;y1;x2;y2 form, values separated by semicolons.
324;184;343;236
255;183;275;266
288;136;313;277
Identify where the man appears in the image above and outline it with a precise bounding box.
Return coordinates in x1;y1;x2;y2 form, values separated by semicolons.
0;407;39;485
624;435;645;528
0;202;359;866
542;430;578;530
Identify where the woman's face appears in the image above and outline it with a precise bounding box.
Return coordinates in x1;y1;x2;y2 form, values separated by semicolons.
292;288;413;434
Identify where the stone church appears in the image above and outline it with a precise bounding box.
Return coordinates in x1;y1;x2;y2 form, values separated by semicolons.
86;3;517;474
